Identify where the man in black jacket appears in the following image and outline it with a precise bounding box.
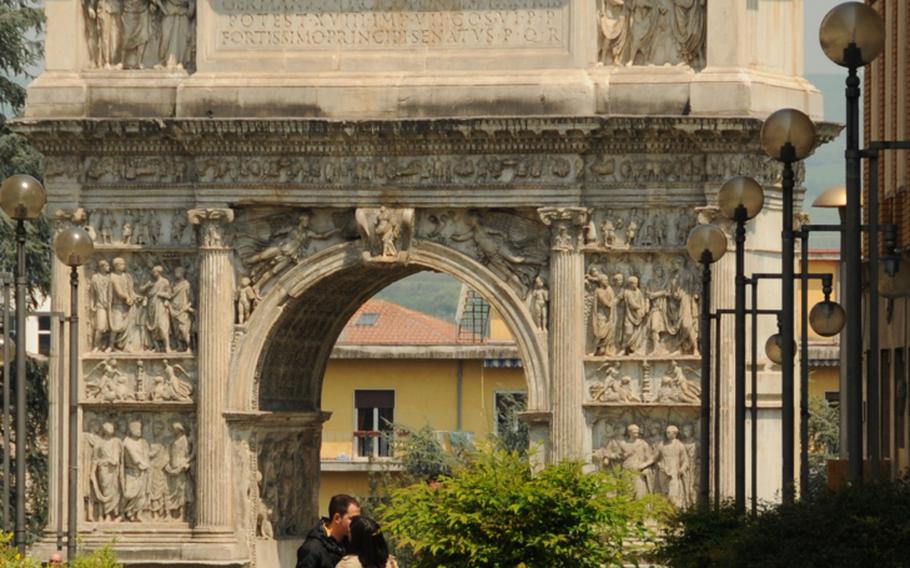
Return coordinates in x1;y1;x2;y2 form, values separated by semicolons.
296;494;361;568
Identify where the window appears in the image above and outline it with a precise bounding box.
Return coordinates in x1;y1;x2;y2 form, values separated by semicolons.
354;390;394;458
38;316;51;357
355;312;380;327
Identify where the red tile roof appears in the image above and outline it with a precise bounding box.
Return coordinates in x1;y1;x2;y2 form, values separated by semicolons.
337;299;459;345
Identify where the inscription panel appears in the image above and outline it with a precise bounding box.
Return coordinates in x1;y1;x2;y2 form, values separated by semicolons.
212;0;568;51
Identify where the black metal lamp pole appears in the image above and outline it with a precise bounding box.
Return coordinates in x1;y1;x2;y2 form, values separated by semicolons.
52;226;94;563
15;217;28;553
687;224;727;508
1;273;11;531
780;148;797;503
819;0;886;483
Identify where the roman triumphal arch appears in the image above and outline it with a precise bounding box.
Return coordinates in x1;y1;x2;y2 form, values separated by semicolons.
19;0;830;565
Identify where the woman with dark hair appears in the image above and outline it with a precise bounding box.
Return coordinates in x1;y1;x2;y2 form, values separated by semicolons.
337;516;399;568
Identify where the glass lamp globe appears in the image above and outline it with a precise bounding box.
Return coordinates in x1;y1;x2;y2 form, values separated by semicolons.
686;224;727;264
819;2;885;67
0;175;47;220
809;300;846;337
879;263;910;299
53;227;95;267
718;176;765;221
760;108;817;162
0;335;14;365
765;333;797;365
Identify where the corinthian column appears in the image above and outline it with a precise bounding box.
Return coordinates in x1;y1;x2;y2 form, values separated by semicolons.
538;207;589;462
188;208;235;530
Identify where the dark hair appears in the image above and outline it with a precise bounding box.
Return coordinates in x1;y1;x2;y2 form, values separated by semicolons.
328;494;359;521
348;516;390;568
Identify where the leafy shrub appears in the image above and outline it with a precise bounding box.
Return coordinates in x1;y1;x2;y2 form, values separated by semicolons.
0;532;41;567
69;545;123;568
658;479;910;567
378;446;668;568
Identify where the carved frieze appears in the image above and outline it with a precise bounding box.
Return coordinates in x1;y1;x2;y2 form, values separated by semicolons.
590;408;699;508
415;209;550;298
256;431;317;537
585;252;700;357
583;207;695;252
82;412;195;523
85;254;196;354
83;0;196;71
585;359;700;405
86;209;195;248
84;358;195;404
598;0;706;68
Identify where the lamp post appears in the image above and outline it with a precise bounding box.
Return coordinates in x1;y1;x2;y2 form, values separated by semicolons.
819;1;885;482
1;272;12;531
0;174;48;553
686;223;727;508
52;227;94;563
717;176;764;513
760;108;817;502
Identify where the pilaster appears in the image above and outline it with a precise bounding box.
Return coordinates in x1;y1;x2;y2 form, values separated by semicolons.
188;208;235;530
538;207;589;462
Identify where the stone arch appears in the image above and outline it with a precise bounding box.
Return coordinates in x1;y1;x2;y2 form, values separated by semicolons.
226;239;550;416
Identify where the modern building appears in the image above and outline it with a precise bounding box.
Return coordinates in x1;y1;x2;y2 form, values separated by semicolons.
318;293;525;514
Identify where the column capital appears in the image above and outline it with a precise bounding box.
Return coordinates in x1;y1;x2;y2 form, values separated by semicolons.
188;208;235;249
537;207;591;252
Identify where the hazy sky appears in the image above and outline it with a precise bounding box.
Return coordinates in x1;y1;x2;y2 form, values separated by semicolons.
804;0;846;75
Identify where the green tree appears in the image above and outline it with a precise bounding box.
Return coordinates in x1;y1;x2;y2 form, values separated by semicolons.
1;0;50;541
378;447;667;568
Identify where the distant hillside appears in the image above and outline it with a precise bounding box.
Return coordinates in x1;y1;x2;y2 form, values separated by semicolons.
374;271;463;322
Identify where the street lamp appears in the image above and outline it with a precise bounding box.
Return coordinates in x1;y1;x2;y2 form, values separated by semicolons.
0;272;12;531
760;107;816;502
717;175;764;513
687;223;726;508
820;1;885;483
52;226;93;562
0;174;47;553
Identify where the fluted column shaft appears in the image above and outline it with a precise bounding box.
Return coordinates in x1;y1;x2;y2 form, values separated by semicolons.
189;208;235;529
539;208;588;462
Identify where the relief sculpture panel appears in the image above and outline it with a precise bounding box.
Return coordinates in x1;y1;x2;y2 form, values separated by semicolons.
83;0;196;70
84;358;195;403
591;408;699;508
598;0;706;68
82;412;195;523
86;253;197;354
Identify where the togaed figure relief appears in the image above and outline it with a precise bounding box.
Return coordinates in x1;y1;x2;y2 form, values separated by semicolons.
122;420;151;522
90;422;123;521
597;0;705;67
654;425;692;508
165;422;193;520
169;266;194;352
153;0;194;69
121;0;151;69
599;0;629;65
614;424;655;498
621;276;649;354
140;265;172;352
90;259;112;351
109;257;142;352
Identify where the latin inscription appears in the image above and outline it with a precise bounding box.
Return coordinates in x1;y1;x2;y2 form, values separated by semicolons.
213;0;567;50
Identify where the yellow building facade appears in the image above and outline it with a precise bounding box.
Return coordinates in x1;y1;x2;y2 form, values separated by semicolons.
317;297;525;513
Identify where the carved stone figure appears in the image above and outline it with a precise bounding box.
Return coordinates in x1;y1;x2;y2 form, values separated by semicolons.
94;0;124;69
590;270;622;356
83;419;101;521
121;220;133;245
90;422;122;521
646;267;673;354
235;277;262;325
599;0;629;65
147;422;170;519
90;260;112;351
121;0;151;69
628;0;657;65
355;207;415;261
621;276;649;354
681;424;697;504
85;358;127;401
140;265;172;352
99;211;115;244
246;211;337;290
657;361;700;403
672;0;706;68
614;424;654;498
153;0;194;69
110;257;141;351
530;276;549;331
253;471;273;539
450;211;529;295
162;359;193;401
165;422;193;520
654;425;691;507
171;211;188;244
169;267;193;352
122;420;151;521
